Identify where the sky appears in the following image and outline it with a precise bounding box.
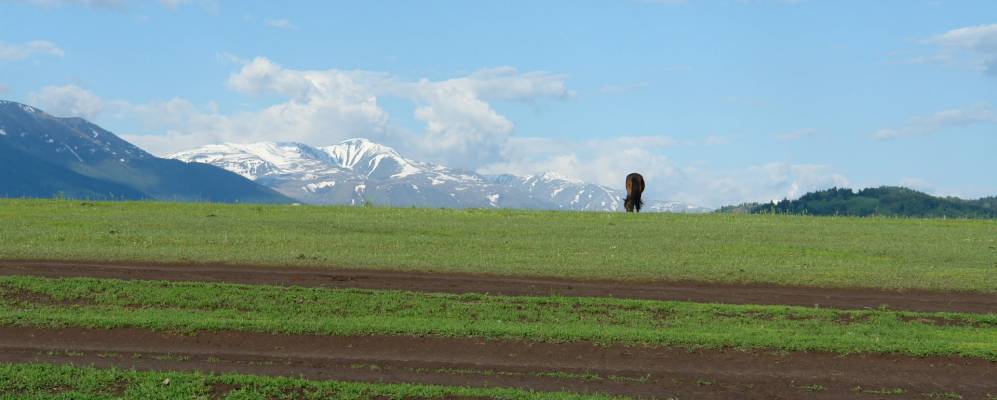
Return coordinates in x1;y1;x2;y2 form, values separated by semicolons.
1;0;994;207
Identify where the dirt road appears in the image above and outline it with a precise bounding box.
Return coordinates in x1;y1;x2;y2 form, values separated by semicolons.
2;326;994;399
1;260;994;313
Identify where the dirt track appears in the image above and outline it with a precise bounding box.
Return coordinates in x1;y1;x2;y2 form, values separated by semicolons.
1;260;995;313
1;326;994;399
2;260;995;398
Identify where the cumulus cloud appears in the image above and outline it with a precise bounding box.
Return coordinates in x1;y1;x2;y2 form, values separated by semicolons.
873;105;995;140
703;135;731;145
221;57;570;168
479;136;845;207
158;0;189;9
71;57;567;166
0;40;64;61
926;24;997;75
43;56;847;207
6;0;124;7
7;0;215;10
899;177;934;194
776;128;817;141
264;18;297;30
28;84;103;120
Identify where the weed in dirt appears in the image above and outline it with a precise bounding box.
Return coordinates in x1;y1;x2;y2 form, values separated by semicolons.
864;387;906;395
923;392;964;399
151;353;191;362
797;384;825;392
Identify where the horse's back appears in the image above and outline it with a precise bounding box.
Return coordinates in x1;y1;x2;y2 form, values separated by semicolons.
626;173;644;194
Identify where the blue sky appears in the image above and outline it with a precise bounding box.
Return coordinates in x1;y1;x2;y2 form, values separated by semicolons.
1;0;994;207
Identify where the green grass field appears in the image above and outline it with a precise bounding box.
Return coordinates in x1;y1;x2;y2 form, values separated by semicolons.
0;363;616;400
3;276;995;359
1;199;994;292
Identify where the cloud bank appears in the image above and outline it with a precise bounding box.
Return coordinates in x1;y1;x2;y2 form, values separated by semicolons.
927;24;997;75
25;56;850;207
0;40;63;61
873;105;995;140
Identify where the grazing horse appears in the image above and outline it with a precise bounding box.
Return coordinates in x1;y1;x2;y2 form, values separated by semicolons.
624;172;645;213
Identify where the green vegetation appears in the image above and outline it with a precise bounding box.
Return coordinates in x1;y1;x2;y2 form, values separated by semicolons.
719;186;997;219
2;276;995;359
0;362;614;399
1;199;995;292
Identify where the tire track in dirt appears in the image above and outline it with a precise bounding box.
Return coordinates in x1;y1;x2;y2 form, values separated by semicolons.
1;326;994;399
1;260;995;313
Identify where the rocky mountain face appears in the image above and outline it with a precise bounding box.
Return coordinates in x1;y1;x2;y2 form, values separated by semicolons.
0;100;291;203
170;139;711;212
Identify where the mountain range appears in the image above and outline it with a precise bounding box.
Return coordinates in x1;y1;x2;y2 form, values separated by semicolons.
1;99;708;212
0;100;290;203
169;140;711;212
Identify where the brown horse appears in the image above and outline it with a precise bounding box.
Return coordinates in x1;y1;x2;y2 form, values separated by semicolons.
624;172;645;212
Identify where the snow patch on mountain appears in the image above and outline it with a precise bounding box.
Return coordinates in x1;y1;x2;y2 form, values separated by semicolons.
169;138;710;212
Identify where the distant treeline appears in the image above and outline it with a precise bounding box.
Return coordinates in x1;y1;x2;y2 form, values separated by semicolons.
717;186;997;219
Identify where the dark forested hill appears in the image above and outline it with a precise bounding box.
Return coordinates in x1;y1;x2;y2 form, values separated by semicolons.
718;187;996;218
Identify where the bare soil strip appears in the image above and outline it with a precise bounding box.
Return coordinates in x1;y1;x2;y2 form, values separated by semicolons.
2;260;995;313
1;326;994;399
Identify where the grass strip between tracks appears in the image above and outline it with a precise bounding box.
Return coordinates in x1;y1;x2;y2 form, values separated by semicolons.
0;362;618;400
2;199;996;293
1;276;995;360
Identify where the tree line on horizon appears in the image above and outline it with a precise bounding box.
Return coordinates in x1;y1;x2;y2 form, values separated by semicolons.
717;186;997;219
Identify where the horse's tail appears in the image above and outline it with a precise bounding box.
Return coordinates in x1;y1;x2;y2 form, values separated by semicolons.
629;174;643;212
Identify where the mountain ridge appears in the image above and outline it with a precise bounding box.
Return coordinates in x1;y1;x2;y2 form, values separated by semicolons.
0;100;292;203
170;139;711;212
717;186;996;218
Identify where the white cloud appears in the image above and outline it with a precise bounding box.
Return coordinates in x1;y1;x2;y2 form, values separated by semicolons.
9;0;216;10
703;135;731;145
926;24;997;75
20;55;854;208
598;82;650;94
28;84;103;119
899;177;934;194
0;83;9;94
223;58;569;168
264;18;297;30
0;40;64;61
74;57;567;167
215;51;247;65
158;0;188;9
396;66;570;167
776;128;817;141
480;136;843;207
7;0;124;7
873;105;995;140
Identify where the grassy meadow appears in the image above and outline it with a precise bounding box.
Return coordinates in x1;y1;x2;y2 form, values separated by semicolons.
0;363;616;400
2;276;995;359
1;199;995;292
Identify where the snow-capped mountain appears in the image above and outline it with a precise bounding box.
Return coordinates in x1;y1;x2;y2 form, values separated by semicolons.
642;200;714;213
170;138;710;212
0;100;290;203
